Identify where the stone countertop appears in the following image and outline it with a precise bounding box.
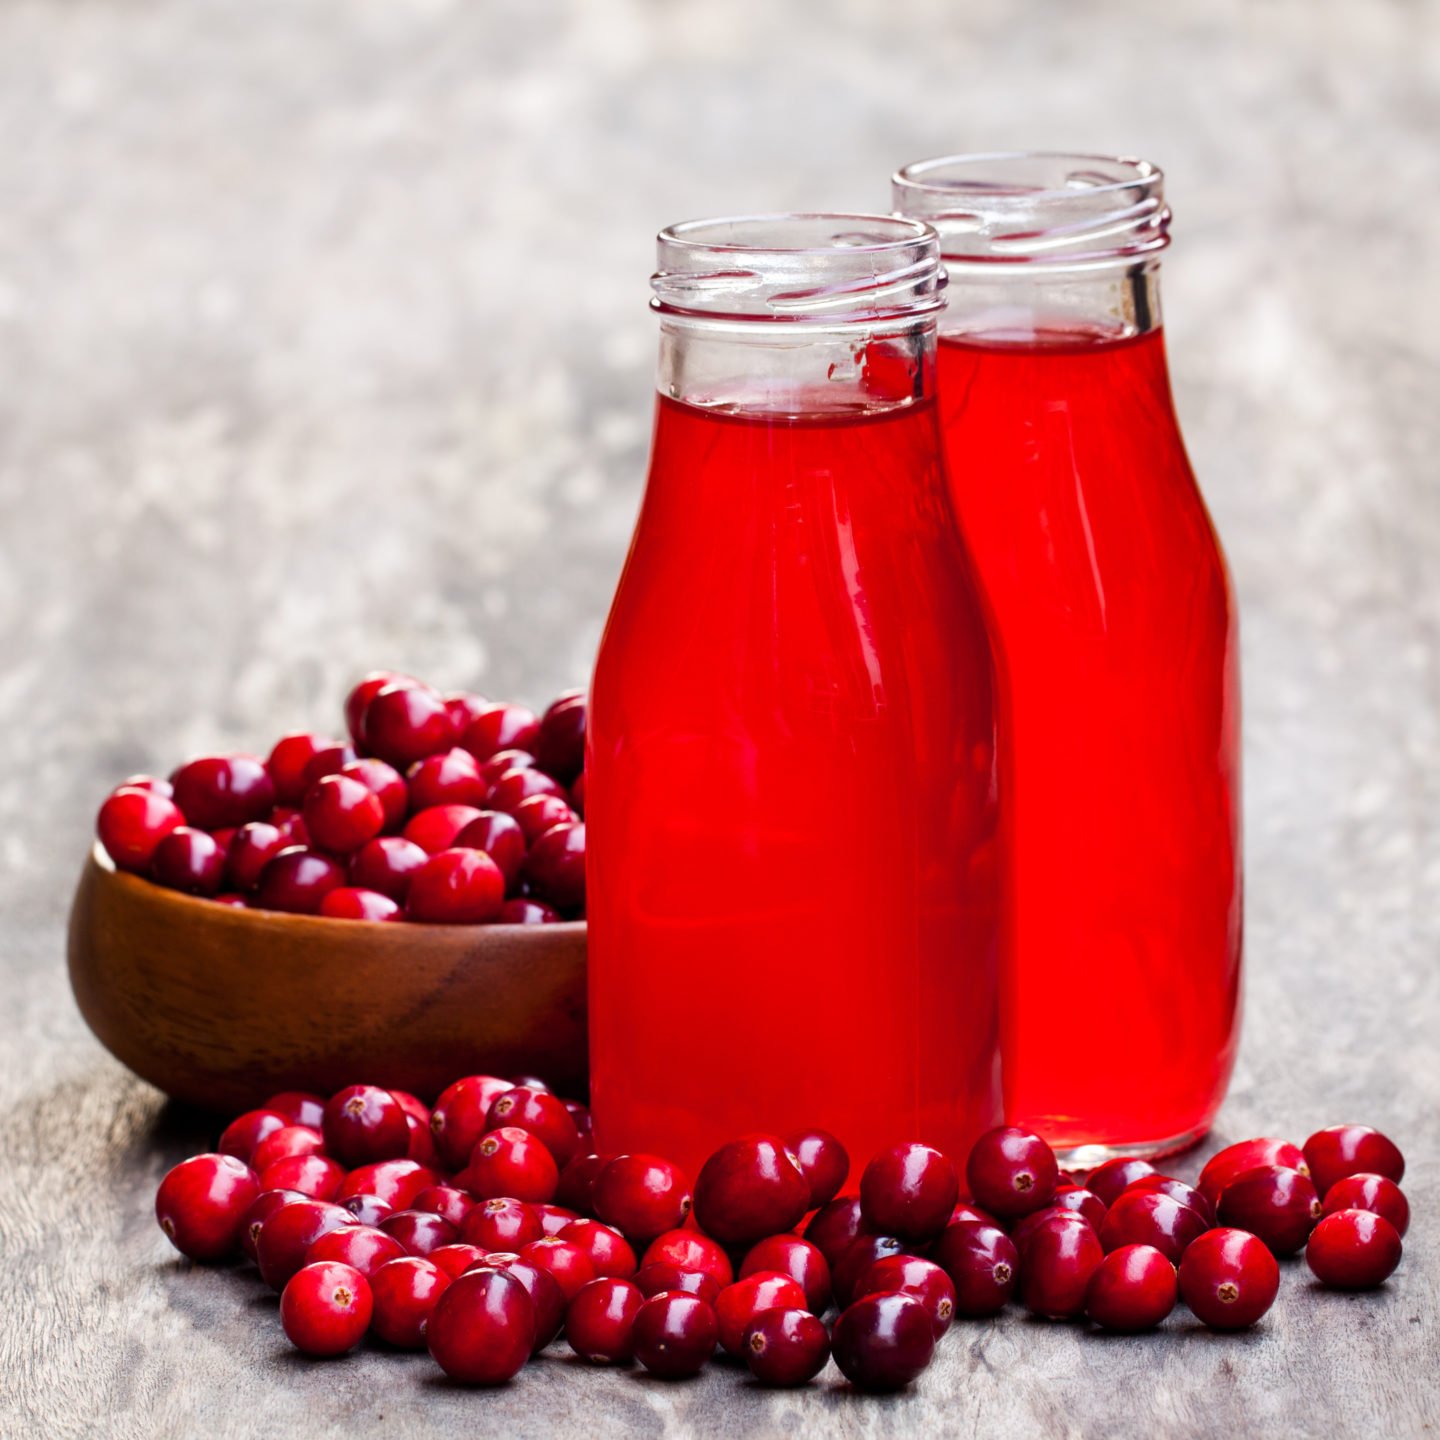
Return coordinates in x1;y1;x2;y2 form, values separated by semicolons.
1;0;1436;1435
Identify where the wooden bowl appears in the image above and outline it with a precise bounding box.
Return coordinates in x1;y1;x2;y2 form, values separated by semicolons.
67;846;588;1114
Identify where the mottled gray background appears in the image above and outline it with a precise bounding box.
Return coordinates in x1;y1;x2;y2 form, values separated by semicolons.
2;0;1437;1435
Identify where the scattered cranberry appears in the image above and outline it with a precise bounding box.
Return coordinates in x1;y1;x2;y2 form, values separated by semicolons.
555;1153;610;1213
740;1235;831;1315
784;1128;849;1207
1198;1137;1308;1206
1216;1165;1321;1256
565;1277;644;1364
454;811;527;890
444;691;489;733
341;1193;395;1228
1050;1184;1109;1230
266;1091;326;1129
429;1074;513;1170
266;733;336;805
460;703;540;763
407;748;488;811
319;886;402;921
217;1108;288;1165
429;1244;489;1278
497;897;561;924
1085;1244;1178;1331
481;1255;567;1351
537;1203;581;1235
402;804;486;855
932;1220;1019;1317
1306;1209;1403;1289
348;835;428;902
640;1229;734;1288
803;1195;866;1267
381;1209;459;1257
155;1153;260;1262
426;1267;534;1383
564;1100;593;1146
305;1224;407;1278
461;1197;544;1251
240;1187;306;1262
966;1126;1059;1219
250;1124;325;1173
258;1153;346;1202
832;1234;909;1309
524;821;586;911
716;1272;808;1357
280;1261;372;1357
406;846;504;923
594;1155;694;1243
461;1126;559;1203
743;1307;830;1387
1178;1227;1281;1329
1302;1125;1405;1195
558;1218;637;1279
336;1158;439;1209
98;786;185;872
364;684;456;769
1011;1202;1093;1253
411;1185;475;1228
855;1255;956;1339
479;748;538;784
1321;1173;1410;1236
150;827;227;896
256;1199;356;1290
322;1084;409;1166
346;671;414;747
1018;1211;1104;1319
340;757;408;829
370;1256;449;1348
631;1292;718;1378
534;691;586;784
171;755;275;830
224;822;288;891
1083;1156;1158;1209
634;1264;723;1306
303;774;385;854
517;1236;596;1302
694;1134;810;1247
512;792;578;844
120;773;174;797
860;1142;959;1242
832;1292;936;1392
301;743;359;789
486;1086;581;1166
254;846;346;914
1099;1189;1210;1264
1127;1174;1216;1227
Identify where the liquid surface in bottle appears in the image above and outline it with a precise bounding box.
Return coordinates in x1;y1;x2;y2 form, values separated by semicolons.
587;394;1002;1181
937;327;1242;1158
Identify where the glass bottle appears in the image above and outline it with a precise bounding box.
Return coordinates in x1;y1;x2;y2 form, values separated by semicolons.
587;214;1002;1181
894;154;1242;1165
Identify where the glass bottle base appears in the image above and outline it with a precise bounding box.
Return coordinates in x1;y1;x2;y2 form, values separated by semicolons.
1051;1122;1211;1174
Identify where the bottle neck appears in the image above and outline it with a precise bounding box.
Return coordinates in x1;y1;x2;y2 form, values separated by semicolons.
939;261;1162;346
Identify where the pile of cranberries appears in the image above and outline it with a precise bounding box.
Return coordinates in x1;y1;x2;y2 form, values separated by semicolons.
95;673;586;923
155;1079;1409;1390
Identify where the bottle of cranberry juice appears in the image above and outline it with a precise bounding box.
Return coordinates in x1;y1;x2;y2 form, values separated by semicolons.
587;215;1002;1180
894;155;1242;1164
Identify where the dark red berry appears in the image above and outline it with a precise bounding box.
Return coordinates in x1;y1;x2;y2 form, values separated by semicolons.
429;1244;489;1278
118;773;173;797
634;1264;722;1306
564;1101;593;1146
305;1224;407;1278
693;1134;810;1247
486;1087;581;1166
369;1256;449;1348
1018;1211;1104;1319
301;743;359;790
281;1261;372;1356
250;1125;325;1173
1100;1190;1210;1264
523;821;586;911
217;1108;288;1165
932;1220;1018;1317
517;1236;596;1302
461;703;540;762
565;1277;644;1364
855;1255;956;1339
364;684;456;769
512;793;578;844
265;1091;326;1129
347;835;426;902
460;1196;543;1251
1216;1165;1321;1255
429;1074;513;1170
336;1158;440;1209
1085;1244;1177;1331
832;1234;908;1309
1306;1209;1403;1289
1011;1202;1094;1254
498;897;561;924
784;1129;849;1207
554;1153;610;1213
155;1153;260;1261
716;1272;808;1357
340;758;408;830
1126;1174;1216;1227
1302;1126;1405;1196
303;774;385;854
1198;1138;1308;1206
319;886;402;921
406;847;504;923
256;1199;356;1291
323;1085;409;1166
1178;1227;1280;1328
480;1255;567;1351
1321;1173;1410;1236
803;1195;865;1267
569;771;586;816
1050;1184;1109;1230
380;1209;459;1257
171;755;276;829
454;811;527;890
860;1142;959;1242
407;748;488;811
150;827;227;896
98;786;185;872
461;1126;559;1203
533;691;586;784
740;1235;831;1315
631;1292;718;1378
536;1202;581;1235
488;765;567;818
1083;1156;1158;1209
558;1218;637;1279
743;1307;830;1387
225;822;288;891
346;671;415;748
948;1202;999;1226
966;1126;1059;1219
444;692;489;733
258;1153;346;1202
593;1155;694;1244
240;1187;306;1262
254;847;346;914
639;1230;734;1288
266;733;338;806
426;1267;534;1383
479;748;537;784
341;1194;395;1228
412;1185;475;1229
832;1292;936;1392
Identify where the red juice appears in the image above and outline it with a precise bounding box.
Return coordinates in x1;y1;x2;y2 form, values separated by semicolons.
936;328;1242;1157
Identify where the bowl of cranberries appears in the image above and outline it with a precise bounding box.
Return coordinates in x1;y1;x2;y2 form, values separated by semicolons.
69;673;590;1112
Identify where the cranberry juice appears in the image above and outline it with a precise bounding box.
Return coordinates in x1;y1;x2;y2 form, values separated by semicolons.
588;395;1001;1180
937;328;1241;1157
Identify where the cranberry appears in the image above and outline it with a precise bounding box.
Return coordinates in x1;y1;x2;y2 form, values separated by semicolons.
256;1198;356;1290
639;1229;734;1288
1302;1125;1405;1195
336;1158;439;1209
404;1118;440;1169
635;1264;723;1306
511;793;577;845
266;1091;326;1129
742;1306;830;1387
1085;1244;1178;1331
240;1187;306;1262
254;847;346;914
302;743;359;790
259;1154;346;1202
460;1126;560;1203
1306;1209;1403;1289
1178;1227;1280;1328
860;1142;959;1242
715;1272;808;1356
213;893;248;908
348;835;427;902
1079;1156;1156;1208
322;1084;408;1166
1321;1173;1410;1236
149;827;227;896
429;1244;490;1278
280;1261;372;1357
558;1218;637;1278
217;1108;288;1165
444;691;490;733
225;822;288;891
569;770;586;816
1198;1137;1308;1206
454;810;527;889
250;1125;325;1173
1126;1174;1216;1226
804;1195;866;1266
381;1208;459;1257
402;748;485;813
1049;1184;1109;1230
461;1197;543;1251
740;1235;831;1315
594;1154;694;1244
832;1292;936;1392
530;1202;574;1234
426;1267;534;1383
429;1074;513;1170
631;1292;718;1378
340;757;408;830
966;1126;1059;1219
497;897;561;924
370;1255;449;1348
485;1086;581;1166
266;733;337;805
693;1134;810;1247
565;1276;644;1364
523;820;586;911
932;1220;1018;1317
517;1236;595;1302
1100;1190;1210;1264
305;1223;407;1278
479;748;538;784
1011;1203;1094;1253
555;1153;610;1213
270;807;309;846
565;1100;593;1146
346;671;415;747
171;755;275;829
480;1254;567;1351
319;886;402;921
412;1185;475;1227
390;1089;430;1128
120;773;173;798
364;683;455;769
155;1153;259;1262
832;1234;909;1309
461;702;540;762
855;1255;956;1339
302;774;384;854
1018;1211;1104;1319
533;691;586;783
784;1128;849;1207
341;1194;395;1228
1216;1165;1321;1255
406;847;504;923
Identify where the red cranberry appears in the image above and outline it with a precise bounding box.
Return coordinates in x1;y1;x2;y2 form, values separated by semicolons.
1018;1211;1104;1319
429;1074;512;1170
1306;1209;1403;1289
1216;1165;1321;1255
171;755;275;829
301;743;359;790
461;1126;559;1203
1050;1184;1109;1230
931;1220;1018;1317
1099;1190;1210;1264
406;847;504;923
250;1124;325;1173
213;893;248;908
743;1306;829;1387
322;1084;408;1166
1011;1203;1094;1253
303;774;385;854
593;1154;694;1243
1082;1156;1157;1209
855;1255;956;1339
341;1193;395;1228
740;1235;831;1315
426;1267;534;1383
533;691;586;783
832;1292;936;1392
1178;1227;1280;1328
339;757;408;830
429;1244;490;1278
558;1218;637;1278
1321;1173;1410;1236
225;822;288;891
336;1159;440;1209
149;827;226;896
480;1254;567;1351
266;733;337;805
412;1185;475;1227
486;1086;581;1166
565;1276;644;1364
461;1197;543;1251
564;1100;592;1146
254;847;346;914
512;793;578;845
860;1142;959;1243
693;1134;810;1247
259;1154;346;1202
1085;1244;1178;1331
1198;1137;1308;1206
555;1152;610;1213
454;810;527;889
1302;1125;1405;1195
1126;1174;1216;1227
240;1187;306;1262
832;1234;908;1309
266;1091;326;1128
523;820;585;911
270;807;308;846
381;1209;459;1257
479;748;538;784
569;770;586;816
803;1195;866;1266
444;691;489;732
631;1292;718;1378
405;748;487;812
635;1264;723;1305
370;1255;449;1348
256;1198;356;1290
155;1153;259;1261
217;1108;288;1165
716;1272;808;1356
518;1236;596;1302
364;683;456;769
345;671;415;748
784;1128;849;1208
535;1203;581;1237
120;773;173;798
461;703;540;762
280;1261;372;1356
966;1126;1059;1219
348;835;427;903
305;1223;407;1278
949;1201;999;1226
640;1229;734;1288
488;763;567;816
319;886;402;921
